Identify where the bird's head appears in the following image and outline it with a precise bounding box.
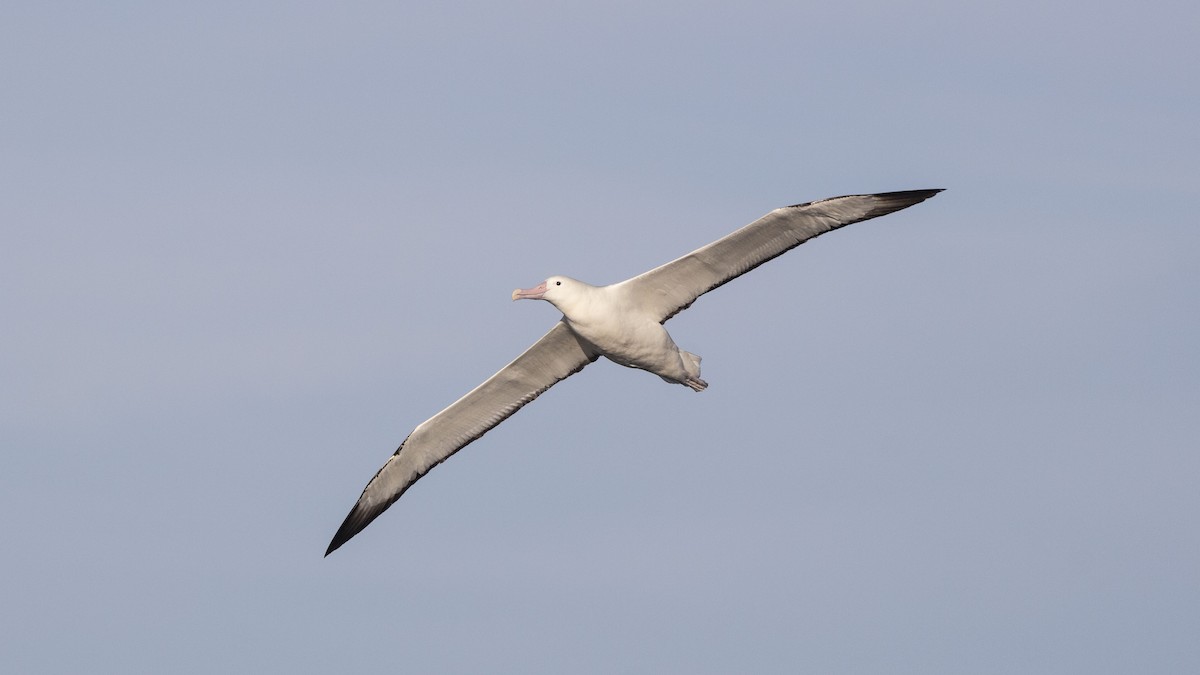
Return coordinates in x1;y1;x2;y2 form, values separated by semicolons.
512;276;586;312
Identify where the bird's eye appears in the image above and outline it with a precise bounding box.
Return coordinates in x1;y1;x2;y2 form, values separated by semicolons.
555;281;562;286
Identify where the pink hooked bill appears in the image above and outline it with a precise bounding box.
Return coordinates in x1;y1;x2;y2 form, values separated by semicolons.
511;281;547;301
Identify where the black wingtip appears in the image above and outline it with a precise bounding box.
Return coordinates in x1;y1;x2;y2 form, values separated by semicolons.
324;500;385;557
788;188;944;211
910;188;945;199
859;188;944;219
324;538;342;558
875;188;945;204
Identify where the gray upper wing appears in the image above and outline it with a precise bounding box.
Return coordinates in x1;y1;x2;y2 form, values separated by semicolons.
615;190;942;323
326;319;599;555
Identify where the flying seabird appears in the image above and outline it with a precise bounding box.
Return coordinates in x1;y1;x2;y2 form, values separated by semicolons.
326;189;942;555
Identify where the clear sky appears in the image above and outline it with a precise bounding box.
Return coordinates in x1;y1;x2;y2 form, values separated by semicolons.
4;2;1197;673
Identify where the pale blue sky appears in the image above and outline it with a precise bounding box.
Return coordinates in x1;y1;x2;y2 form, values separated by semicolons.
3;2;1198;673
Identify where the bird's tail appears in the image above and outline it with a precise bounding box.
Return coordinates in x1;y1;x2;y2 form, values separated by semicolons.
680;351;708;391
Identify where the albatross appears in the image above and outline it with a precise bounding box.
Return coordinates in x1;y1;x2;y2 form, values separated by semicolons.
326;189;942;555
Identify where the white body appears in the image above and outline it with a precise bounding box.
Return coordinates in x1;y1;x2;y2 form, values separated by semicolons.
523;278;707;391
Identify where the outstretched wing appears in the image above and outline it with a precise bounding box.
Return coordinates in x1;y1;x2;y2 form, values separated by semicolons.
326;319;599;555
615;190;942;322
